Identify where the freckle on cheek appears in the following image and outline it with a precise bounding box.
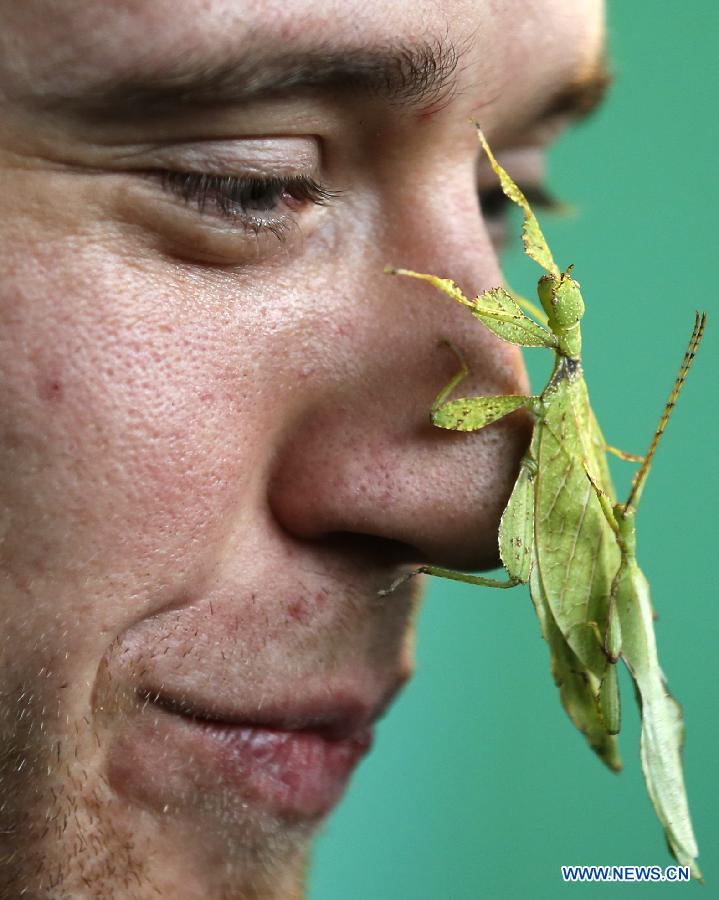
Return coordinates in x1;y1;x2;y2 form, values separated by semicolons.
38;379;63;402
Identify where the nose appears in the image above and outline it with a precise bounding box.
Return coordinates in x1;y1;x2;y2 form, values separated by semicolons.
267;175;533;574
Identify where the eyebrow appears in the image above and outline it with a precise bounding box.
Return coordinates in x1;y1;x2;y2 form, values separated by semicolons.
30;37;610;132
33;39;464;122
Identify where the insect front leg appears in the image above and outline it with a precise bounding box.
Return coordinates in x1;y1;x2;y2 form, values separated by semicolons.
430;339;470;411
430;339;539;431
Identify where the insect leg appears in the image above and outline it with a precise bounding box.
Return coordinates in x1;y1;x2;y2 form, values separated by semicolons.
378;566;521;597
498;453;536;583
432;394;537;432
384;266;473;311
598;660;621;735
605;444;644;463
430;339;470;411
475;127;559;277
580;459;619;535
427;340;538;431
623;312;706;514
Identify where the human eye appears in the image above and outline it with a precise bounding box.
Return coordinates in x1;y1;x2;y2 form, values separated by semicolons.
159;171;339;240
116;137;340;265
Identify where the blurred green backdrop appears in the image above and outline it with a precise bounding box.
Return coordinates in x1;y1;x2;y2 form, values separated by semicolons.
311;2;717;897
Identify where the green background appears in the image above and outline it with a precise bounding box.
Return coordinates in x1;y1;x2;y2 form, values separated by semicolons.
311;2;717;897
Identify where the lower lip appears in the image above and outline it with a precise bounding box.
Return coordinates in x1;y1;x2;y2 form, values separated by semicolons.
122;705;373;821
196;719;372;818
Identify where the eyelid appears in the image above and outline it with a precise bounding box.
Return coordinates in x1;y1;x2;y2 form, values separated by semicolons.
116;165;329;267
115;136;321;174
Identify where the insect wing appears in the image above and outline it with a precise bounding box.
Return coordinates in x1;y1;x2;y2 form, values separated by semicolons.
576;377;616;497
529;543;621;771
533;372;620;678
617;558;701;878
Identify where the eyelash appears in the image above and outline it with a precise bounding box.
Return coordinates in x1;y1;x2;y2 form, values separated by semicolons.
160;171;339;237
158;170;558;245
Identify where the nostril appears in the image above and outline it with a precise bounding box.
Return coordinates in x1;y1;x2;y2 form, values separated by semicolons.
319;532;424;568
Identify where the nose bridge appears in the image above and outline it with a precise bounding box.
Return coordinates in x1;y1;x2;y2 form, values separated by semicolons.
380;170;528;396
372;145;532;387
380;151;504;301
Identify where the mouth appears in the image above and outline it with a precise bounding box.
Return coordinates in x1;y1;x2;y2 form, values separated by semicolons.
132;687;378;820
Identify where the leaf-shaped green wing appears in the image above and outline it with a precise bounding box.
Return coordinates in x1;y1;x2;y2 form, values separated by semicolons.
533;373;620;679
477;128;560;277
529;543;622;772
500;409;620;768
582;383;616;496
617;557;701;879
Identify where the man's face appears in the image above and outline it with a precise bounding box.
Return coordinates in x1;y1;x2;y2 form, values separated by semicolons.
0;0;604;896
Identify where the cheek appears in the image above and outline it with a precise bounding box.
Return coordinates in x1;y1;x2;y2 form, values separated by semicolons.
0;251;272;616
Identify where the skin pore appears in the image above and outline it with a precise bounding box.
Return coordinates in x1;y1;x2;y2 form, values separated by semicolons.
0;1;605;897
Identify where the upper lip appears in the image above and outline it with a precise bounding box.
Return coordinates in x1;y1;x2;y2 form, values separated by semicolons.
137;683;400;742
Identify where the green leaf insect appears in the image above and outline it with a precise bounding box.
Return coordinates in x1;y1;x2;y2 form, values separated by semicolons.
383;128;705;879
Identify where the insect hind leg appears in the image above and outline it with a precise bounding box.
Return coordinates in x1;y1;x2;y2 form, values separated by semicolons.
605;444;644;463
378;565;521;597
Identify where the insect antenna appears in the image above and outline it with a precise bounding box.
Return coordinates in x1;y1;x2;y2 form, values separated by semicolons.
622;311;706;514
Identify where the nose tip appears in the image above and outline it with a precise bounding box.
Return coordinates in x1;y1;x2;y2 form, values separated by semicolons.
267;347;533;574
413;401;534;571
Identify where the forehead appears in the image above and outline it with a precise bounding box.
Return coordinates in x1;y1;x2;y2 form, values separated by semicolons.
0;0;604;129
